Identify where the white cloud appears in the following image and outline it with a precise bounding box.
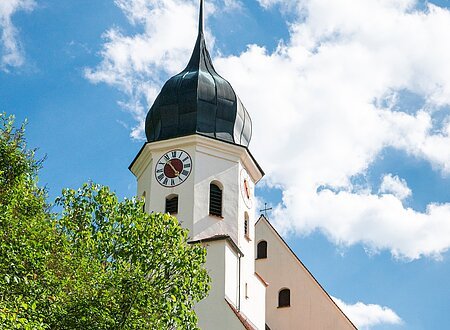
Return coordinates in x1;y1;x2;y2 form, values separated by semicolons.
0;0;35;70
379;174;412;200
272;188;450;260
85;0;215;139
333;297;403;329
215;0;450;260
87;0;450;260
222;0;242;11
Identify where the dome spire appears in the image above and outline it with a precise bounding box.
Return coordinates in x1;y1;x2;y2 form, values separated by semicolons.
199;0;204;35
144;0;252;147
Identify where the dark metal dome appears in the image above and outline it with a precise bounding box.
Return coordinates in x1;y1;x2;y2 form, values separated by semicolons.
145;0;252;147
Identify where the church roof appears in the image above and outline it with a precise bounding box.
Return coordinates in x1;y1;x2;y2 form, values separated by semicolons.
145;0;252;147
225;297;258;330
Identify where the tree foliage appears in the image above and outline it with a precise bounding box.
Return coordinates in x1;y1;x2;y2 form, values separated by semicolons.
0;113;210;329
54;184;210;329
0;113;57;329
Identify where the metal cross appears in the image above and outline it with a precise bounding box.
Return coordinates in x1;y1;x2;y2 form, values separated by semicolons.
260;203;273;218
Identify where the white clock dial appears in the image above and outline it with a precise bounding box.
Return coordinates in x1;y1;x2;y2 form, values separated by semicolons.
240;169;253;208
155;149;192;187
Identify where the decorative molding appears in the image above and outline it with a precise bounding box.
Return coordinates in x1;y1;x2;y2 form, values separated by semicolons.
129;134;264;183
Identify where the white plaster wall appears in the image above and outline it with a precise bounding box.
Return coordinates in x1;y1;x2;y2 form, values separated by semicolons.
196;240;246;330
255;218;356;330
247;274;266;329
136;143;197;236
136;159;152;213
238;273;266;330
192;144;240;242
133;137;258;242
196;240;225;328
224;243;239;306
236;162;266;330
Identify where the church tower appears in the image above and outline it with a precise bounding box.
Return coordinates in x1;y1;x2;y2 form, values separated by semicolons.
129;1;266;328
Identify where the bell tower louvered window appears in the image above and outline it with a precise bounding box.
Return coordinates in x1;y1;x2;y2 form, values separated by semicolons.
209;183;222;217
165;195;178;214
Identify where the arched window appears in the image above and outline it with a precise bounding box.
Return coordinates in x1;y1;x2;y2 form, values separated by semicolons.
244;212;250;239
257;240;267;259
278;289;290;307
165;194;178;214
209;182;222;217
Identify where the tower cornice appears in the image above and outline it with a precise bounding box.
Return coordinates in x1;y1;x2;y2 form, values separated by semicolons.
129;134;264;182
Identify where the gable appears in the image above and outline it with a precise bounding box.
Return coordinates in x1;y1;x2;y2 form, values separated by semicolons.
255;216;356;330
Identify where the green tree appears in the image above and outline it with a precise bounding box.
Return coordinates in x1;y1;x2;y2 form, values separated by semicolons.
0;113;59;329
54;183;210;329
0;113;210;329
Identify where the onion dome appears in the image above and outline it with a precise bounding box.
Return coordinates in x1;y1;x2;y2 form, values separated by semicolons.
145;0;252;147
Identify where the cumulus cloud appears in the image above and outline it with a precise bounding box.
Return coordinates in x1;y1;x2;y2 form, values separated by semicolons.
271;188;450;260
216;0;450;260
379;174;412;200
333;297;403;329
85;0;214;139
87;0;450;260
0;0;35;70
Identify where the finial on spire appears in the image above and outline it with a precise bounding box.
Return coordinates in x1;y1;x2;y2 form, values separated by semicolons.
199;0;204;35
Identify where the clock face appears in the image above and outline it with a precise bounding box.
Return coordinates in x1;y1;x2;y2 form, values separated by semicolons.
155;150;192;187
240;169;253;208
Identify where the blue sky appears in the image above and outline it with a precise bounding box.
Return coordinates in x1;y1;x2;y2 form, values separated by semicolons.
2;0;450;328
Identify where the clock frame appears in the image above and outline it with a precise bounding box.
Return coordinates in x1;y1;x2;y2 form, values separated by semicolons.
240;168;253;208
155;149;192;187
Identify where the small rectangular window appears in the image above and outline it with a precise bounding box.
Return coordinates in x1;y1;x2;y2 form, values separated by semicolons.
244;218;249;238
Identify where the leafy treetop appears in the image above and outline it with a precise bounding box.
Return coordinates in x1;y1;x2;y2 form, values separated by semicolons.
0;113;210;329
